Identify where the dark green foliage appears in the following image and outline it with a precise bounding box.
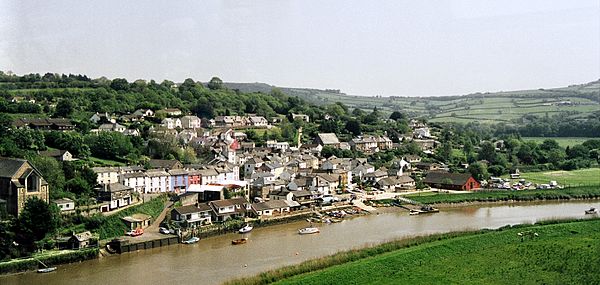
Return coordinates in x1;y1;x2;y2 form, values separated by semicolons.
344;119;361;136
207;76;223;90
15;197;61;253
389;111;407;121
85;132;134;160
54;99;74;117
468;162;489;181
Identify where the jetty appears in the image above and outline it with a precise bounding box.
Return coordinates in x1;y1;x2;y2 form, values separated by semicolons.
394;197;439;215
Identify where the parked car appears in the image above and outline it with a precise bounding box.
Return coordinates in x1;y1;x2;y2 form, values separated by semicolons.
159;227;170;234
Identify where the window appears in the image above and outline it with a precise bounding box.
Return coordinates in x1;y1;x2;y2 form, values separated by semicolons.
26;174;38;192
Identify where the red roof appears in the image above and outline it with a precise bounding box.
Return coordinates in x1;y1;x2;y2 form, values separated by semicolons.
229;139;240;150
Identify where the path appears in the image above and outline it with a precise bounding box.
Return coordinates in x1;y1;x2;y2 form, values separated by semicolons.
146;200;174;233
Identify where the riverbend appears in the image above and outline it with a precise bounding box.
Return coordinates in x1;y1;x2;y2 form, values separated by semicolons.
1;200;598;285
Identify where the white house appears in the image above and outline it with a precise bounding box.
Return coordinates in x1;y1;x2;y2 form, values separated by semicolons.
92;167;120;185
171;203;213;227
162;118;182;129
144;170;171;193
120;172;146;193
180;115;201;129
248;116;269;127
53;198;75;212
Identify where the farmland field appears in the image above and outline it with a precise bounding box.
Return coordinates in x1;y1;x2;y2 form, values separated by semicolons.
522;137;598;148
231;219;600;285
226;80;600;124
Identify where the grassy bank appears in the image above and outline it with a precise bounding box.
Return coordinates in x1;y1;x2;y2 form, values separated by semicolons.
227;218;600;285
0;248;99;274
406;186;600;205
98;196;167;240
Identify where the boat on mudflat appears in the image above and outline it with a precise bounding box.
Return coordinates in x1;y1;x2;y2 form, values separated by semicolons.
182;237;200;244
298;227;320;235
238;224;253;233
232;238;248;245
37;267;57;273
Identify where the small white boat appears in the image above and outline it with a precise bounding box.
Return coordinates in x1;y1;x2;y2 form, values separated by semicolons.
37;267;57;273
182;237;200;244
298;227;320;235
238;224;253;233
585;207;597;214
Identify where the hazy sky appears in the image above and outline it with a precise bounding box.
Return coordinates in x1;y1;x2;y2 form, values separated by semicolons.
1;0;598;96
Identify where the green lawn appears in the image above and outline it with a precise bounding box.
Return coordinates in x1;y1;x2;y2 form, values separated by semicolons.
522;137;598;148
242;219;600;285
87;156;126;166
506;168;600;186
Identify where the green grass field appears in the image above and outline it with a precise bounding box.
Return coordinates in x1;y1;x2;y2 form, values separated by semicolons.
406;186;600;205
506;168;600;186
231;219;600;285
522;137;598;148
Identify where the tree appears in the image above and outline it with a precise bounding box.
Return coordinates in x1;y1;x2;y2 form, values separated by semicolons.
110;78;130;91
567;144;589;159
539;139;560;151
0;219;17;260
344;119;362;136
478;142;497;164
54;99;74;118
86;132;134;160
437;143;453;163
207;77;223;90
65;177;91;196
389;111;407;121
15;197;60;252
362;107;380;124
468;162;489;181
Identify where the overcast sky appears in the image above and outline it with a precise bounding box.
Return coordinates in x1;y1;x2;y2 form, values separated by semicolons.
1;0;598;96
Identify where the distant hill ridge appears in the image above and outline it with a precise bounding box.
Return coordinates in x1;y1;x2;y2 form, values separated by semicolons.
223;80;599;123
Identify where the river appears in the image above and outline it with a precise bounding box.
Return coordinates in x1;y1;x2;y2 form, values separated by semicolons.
2;200;598;285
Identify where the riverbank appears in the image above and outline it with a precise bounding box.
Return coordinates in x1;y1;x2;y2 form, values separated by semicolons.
0;248;98;275
226;217;600;285
406;185;600;205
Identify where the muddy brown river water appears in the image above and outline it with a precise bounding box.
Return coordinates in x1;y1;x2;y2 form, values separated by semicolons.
2;200;599;285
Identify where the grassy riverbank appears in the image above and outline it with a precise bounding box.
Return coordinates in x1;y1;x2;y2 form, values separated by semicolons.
0;248;98;274
406;186;600;205
226;218;600;285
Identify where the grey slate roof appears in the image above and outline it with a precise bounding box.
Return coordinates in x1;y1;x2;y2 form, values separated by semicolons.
0;157;27;178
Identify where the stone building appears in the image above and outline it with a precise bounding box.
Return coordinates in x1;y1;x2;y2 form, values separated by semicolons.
0;158;50;216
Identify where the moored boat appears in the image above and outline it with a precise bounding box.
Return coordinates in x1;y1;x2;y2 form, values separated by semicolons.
182;237;200;244
37;267;57;273
238;224;253;233
232;238;248;245
585;207;597;214
298;227;319;235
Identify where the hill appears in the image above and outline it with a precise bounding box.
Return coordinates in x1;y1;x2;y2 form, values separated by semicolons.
225;80;600;124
